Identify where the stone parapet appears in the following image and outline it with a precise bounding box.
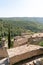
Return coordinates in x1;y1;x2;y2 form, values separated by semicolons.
7;45;43;65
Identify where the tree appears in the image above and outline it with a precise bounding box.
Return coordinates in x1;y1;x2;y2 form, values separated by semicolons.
8;25;11;48
0;19;2;21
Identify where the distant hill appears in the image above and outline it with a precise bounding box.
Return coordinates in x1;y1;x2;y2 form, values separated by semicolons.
1;17;43;23
0;17;43;37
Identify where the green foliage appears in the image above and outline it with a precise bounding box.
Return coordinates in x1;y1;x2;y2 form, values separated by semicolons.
0;18;43;38
8;25;11;48
0;37;2;41
39;41;43;46
10;42;13;48
0;19;2;21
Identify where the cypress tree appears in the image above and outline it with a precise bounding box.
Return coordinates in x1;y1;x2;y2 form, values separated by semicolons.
8;25;11;48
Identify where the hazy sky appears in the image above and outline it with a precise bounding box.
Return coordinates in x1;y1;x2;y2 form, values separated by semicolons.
0;0;43;17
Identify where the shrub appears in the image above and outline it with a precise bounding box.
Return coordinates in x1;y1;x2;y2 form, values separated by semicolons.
39;41;43;46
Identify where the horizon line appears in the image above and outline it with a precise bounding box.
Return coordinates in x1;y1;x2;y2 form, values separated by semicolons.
0;17;43;18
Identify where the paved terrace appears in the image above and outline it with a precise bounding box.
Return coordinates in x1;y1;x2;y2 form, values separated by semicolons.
7;44;43;65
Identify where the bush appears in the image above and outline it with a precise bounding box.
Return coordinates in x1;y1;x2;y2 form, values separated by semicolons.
39;41;43;46
0;37;2;41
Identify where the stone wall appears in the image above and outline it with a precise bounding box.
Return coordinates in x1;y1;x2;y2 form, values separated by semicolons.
0;48;8;59
9;48;43;65
14;35;43;47
14;38;28;47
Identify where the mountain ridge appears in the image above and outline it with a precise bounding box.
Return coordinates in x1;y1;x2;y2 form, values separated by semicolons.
0;17;43;23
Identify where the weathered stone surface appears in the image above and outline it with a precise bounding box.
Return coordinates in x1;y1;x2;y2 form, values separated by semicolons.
14;38;28;47
13;33;43;47
7;44;43;65
0;48;8;59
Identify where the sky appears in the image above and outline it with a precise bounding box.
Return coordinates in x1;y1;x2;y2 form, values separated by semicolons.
0;0;43;17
